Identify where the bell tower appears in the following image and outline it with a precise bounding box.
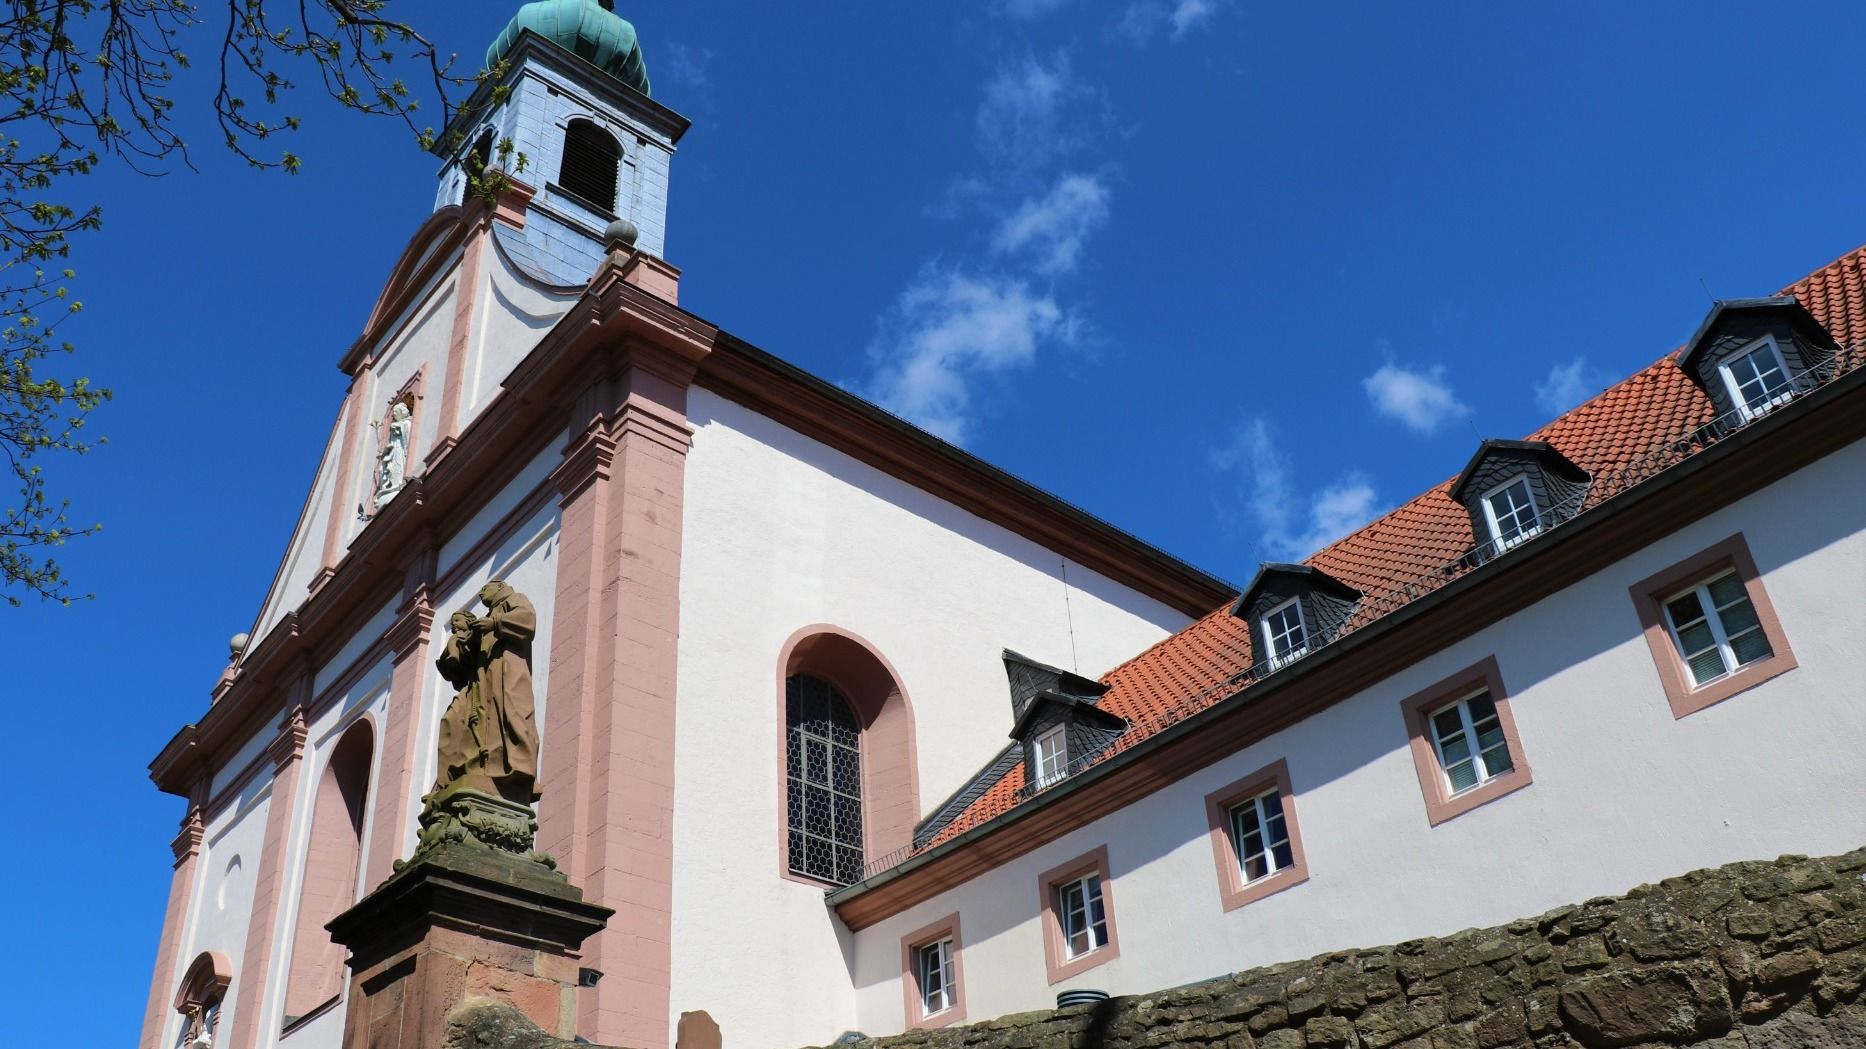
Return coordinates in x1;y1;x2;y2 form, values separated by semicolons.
432;0;690;284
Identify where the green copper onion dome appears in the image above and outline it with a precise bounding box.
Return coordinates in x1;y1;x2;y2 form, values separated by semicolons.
487;0;651;96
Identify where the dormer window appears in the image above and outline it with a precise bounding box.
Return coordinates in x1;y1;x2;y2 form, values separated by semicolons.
1480;474;1541;551
1450;440;1590;562
1232;564;1362;675
1261;597;1308;668
1033;725;1067;787
1719;337;1794;420
1678;297;1840;427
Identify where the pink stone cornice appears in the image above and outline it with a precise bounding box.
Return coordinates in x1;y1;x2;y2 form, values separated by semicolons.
386;594;436;661
550;428;617;503
170;809;205;866
266;708;309;770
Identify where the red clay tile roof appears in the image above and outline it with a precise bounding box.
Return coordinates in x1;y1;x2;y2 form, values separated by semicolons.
915;243;1866;855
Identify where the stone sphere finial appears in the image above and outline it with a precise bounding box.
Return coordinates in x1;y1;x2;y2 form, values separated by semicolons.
604;218;639;252
229;632;251;659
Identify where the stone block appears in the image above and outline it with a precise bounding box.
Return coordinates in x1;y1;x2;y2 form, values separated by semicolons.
1301;1015;1353;1048
1554;961;1732;1047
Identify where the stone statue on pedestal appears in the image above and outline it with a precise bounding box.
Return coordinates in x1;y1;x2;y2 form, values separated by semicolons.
400;580;551;868
373;402;414;509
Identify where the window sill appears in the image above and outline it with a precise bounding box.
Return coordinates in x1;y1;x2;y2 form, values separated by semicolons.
1666;652;1798;719
1426;766;1533;826
545;182;618;222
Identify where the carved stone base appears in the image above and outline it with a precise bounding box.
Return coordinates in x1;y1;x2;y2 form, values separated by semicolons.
397;786;554;872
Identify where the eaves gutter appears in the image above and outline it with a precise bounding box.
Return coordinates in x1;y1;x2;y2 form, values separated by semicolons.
827;363;1866;916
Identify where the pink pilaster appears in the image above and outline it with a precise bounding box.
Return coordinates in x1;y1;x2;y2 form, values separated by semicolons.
425;223;487;467
140;805;205;1048
226;702;310;1049
537;254;711;1049
362;543;438;888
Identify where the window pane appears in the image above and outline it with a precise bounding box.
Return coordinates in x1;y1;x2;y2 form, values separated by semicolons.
1465;693;1497;721
1234;803;1262;837
1438;733;1472;766
1730;628;1773;666
1445;758;1479;793
1717;598;1760;636
833;747;860;795
1706;573;1746;607
836;846;863;885
1686;647;1729;685
1480;743;1514;777
1665;591;1705;625
1474;721;1506;753
1243;851;1268;882
833;795;862;845
1271;840;1294;871
1430;708;1464;743
1676;621;1716;655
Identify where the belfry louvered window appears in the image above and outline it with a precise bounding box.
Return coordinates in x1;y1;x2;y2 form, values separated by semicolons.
558;119;622;213
461;128;495;204
786;674;863;884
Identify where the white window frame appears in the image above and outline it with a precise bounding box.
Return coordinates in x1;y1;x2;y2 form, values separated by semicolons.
1425;690;1512;796
1718;336;1795;421
1056;872;1109;959
1480;473;1542;551
916;937;956;1017
1228;788;1292;884
1260;597;1309;669
1661;569;1771;688
1033;725;1068;787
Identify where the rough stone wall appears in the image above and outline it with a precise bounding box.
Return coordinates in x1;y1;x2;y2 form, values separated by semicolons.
828;848;1866;1049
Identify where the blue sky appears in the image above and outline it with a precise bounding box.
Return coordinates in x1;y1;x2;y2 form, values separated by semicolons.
8;1;1865;1039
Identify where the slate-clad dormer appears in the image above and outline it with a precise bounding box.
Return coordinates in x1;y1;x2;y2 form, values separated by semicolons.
1449;440;1591;560
1001;651;1122;791
1232;564;1362;672
1678;297;1841;424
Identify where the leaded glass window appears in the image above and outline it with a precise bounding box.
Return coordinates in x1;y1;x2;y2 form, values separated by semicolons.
1427;691;1514;795
786;675;863;885
1663;570;1773;687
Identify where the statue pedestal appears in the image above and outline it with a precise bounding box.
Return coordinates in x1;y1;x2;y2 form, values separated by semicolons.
327;839;610;1049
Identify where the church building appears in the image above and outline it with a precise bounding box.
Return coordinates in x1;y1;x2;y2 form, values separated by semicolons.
139;4;1866;1049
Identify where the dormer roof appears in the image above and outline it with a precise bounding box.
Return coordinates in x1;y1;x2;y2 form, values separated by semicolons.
1679;297;1840;376
1008;691;1126;742
1448;440;1590;505
1001;649;1109;720
1231;562;1362;619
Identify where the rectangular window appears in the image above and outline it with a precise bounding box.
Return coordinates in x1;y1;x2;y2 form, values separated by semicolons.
1481;475;1541;550
1033;725;1068;787
1426;690;1515;795
1663;570;1773;687
1056;873;1109;959
916;938;955;1016
1720;338;1794;419
1261;597;1308;669
1229;789;1294;883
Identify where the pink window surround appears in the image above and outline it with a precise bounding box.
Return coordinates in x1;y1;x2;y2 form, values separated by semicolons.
1036;845;1120;985
775;625;921;888
1629;533;1798;720
173;950;232;1045
282;720;375;1024
1203;758;1310;912
899;913;967;1030
1399;656;1533;826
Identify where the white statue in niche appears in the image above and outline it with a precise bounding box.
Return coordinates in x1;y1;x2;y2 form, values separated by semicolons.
374;401;414;509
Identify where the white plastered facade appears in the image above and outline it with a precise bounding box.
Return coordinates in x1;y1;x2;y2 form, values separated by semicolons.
842;437;1866;1039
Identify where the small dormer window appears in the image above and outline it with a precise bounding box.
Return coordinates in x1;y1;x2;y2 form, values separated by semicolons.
1033;725;1067;787
1718;337;1794;420
1480;474;1541;551
1261;598;1309;668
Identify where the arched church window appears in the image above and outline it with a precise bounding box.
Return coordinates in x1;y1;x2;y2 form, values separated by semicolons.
786;674;864;885
282;721;374;1025
558;119;621;213
461;128;496;204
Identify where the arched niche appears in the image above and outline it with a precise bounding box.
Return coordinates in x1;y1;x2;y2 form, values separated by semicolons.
173;950;232;1045
282;719;375;1024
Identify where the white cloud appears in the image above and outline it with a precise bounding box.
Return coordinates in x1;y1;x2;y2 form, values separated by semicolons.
1118;0;1220;43
661;41;713;90
1169;0;1218;36
865;269;1073;444
1535;357;1615;416
996;0;1073;18
1362;362;1469;435
992;174;1111;275
976;53;1087;169
1210;420;1384;562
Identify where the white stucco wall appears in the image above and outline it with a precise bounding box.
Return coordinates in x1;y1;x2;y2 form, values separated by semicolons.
668;388;1198;1049
470;242;580;415
843;437;1866;1037
166;780;270;1049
